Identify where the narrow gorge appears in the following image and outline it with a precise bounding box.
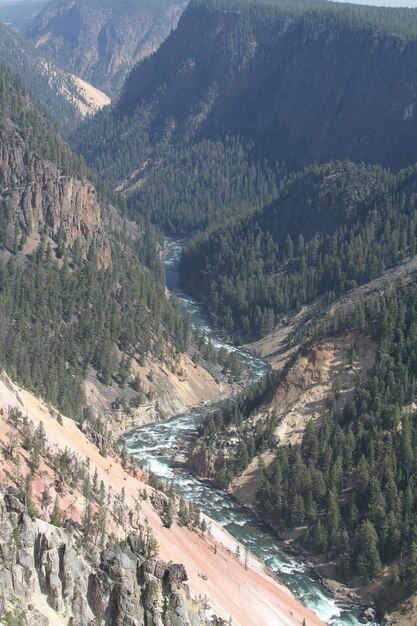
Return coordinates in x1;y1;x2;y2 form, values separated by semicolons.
125;241;378;626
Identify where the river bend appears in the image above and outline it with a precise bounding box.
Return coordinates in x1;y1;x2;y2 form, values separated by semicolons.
125;240;377;626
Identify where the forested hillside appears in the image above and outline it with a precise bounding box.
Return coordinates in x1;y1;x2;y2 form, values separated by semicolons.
192;279;417;612
180;160;417;340
258;282;417;598
0;59;189;420
73;110;282;233
25;0;187;96
75;0;417;241
88;0;417;171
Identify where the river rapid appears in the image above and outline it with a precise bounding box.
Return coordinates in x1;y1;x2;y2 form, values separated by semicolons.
125;240;378;626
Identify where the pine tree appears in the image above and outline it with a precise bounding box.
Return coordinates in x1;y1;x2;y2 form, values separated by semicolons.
50;497;62;527
355;521;382;583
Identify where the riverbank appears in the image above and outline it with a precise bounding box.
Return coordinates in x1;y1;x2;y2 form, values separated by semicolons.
176;460;379;625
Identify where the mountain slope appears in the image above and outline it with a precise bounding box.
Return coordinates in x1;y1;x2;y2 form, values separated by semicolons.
25;0;187;96
180;160;417;339
0;57;205;426
0;23;110;135
110;0;417;172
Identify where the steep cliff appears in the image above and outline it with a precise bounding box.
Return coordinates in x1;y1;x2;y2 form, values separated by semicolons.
0;123;111;268
26;0;187;96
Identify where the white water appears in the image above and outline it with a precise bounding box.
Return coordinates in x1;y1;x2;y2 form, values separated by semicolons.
125;240;378;626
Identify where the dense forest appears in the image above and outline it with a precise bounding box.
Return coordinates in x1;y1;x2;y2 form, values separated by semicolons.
181;161;417;340
0;236;190;419
257;283;417;604
124;138;281;234
72;106;282;234
189;0;417;38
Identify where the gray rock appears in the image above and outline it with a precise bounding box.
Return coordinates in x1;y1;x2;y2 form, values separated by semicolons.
0;491;207;626
362;607;377;623
167;564;188;588
154;560;167;579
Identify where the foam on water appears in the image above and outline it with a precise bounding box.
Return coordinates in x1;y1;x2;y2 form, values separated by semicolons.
124;240;379;626
127;415;372;625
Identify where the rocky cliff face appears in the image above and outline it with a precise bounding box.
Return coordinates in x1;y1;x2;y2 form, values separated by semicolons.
0;124;111;268
0;489;208;626
25;0;187;96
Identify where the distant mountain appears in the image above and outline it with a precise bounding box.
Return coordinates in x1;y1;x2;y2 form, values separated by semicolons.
0;23;110;135
75;0;417;242
111;0;417;172
25;0;187;96
0;0;48;34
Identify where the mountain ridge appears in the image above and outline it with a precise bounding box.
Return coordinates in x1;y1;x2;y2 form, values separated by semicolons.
26;0;187;96
112;0;417;172
0;22;110;135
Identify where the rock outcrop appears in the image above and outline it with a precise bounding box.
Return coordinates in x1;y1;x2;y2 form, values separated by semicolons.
0;124;111;268
0;488;208;626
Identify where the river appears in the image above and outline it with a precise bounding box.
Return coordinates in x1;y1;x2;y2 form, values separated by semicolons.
125;240;377;626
